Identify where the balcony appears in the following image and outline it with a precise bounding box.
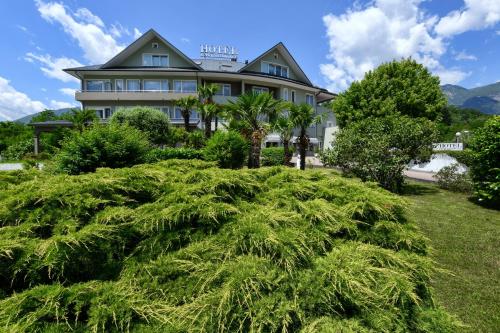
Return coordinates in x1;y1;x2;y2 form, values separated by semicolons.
75;90;198;102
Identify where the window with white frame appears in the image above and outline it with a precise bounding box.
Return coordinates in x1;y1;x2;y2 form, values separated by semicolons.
86;80;111;92
142;54;169;67
92;107;112;119
173;80;197;93
252;86;269;95
214;83;231;96
115;79;124;92
291;90;296;103
126;80;141;91
161;107;169;116
263;62;289;78
143;80;169;91
282;88;289;101
306;94;314;106
171;107;184;120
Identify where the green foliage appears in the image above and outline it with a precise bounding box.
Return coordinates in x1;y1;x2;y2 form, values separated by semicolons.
30;110;58;123
435;164;473;193
333;58;447;127
434;149;474;166
321;116;438;192
0;122;32;154
61;108;98;130
261;147;285;166
146;147;204;162
203;130;248;169
110;107;170;145
1;138;33;161
0;162;458;331
185;129;205;148
468;116;500;207
175;96;199;131
54;124;151;174
438;105;491;141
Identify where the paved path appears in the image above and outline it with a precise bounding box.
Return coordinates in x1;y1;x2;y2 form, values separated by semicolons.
0;163;23;171
404;170;437;182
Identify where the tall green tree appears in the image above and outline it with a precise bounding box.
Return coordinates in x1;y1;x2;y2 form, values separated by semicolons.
198;83;220;138
226;92;285;168
288;103;325;170
175;96;198;132
110;107;170;145
332;58;447;127
63;109;98;131
272;114;294;166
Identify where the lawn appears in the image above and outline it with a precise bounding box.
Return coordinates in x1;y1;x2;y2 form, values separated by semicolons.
403;181;500;333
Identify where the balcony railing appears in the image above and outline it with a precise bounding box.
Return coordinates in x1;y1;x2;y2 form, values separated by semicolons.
75;89;198;101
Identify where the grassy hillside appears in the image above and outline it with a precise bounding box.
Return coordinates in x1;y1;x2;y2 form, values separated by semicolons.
404;181;500;333
0;161;458;332
441;83;500;115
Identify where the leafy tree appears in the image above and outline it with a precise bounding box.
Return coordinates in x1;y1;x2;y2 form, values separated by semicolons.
226;92;285;168
203;130;248;169
332;58;447;127
55;124;150;174
0;122;32;154
110;107;170;145
321;116;438;192
289;103;325;170
468;116;500;207
198;103;221;138
30;110;58;123
437;105;491;142
62;108;98;131
175;96;199;132
198;83;220;138
272;114;294;166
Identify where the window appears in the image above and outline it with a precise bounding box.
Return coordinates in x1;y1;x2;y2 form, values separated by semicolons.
306;94;314;106
264;62;289;78
170;107;184;120
152;43;159;49
142;54;169;67
93;107;112;119
282;88;289;101
161;107;169;116
215;83;231;96
291;90;296;103
143;80;169;91
86;80;111;91
126;79;141;91
173;80;197;93
253;86;269;94
115;79;124;92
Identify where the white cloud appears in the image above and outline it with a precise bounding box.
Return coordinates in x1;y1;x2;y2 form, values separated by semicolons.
35;1;125;63
181;37;191;43
25;53;82;83
49;100;76;109
320;0;452;92
110;23;130;38
59;88;76;96
0;76;46;121
133;28;142;39
434;68;470;84
435;0;500;37
454;50;478;61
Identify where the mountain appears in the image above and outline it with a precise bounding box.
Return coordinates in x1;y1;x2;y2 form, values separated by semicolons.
441;82;500;115
14;108;75;124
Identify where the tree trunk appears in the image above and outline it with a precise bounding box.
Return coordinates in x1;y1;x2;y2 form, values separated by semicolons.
215;117;219;132
299;128;308;170
250;130;263;168
283;140;292;166
204;116;212;138
183;111;190;132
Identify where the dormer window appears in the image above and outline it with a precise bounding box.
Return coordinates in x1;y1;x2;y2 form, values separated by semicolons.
152;42;159;49
142;54;169;67
263;61;288;78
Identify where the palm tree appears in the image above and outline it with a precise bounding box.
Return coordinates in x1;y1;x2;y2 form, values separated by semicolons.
288;103;326;170
64;108;97;131
175;96;198;131
198;83;220;138
198;103;220;137
272;114;294;166
226;92;286;168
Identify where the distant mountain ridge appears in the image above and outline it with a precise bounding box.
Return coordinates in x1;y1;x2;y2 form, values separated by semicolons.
441;82;500;115
15;108;75;124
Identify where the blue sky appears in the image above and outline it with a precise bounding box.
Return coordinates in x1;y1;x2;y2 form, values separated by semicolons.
0;0;499;121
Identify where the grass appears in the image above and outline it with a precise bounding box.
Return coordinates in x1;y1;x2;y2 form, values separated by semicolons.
403;180;500;333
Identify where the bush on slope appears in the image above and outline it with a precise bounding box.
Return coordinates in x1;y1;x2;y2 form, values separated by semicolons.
0;160;459;332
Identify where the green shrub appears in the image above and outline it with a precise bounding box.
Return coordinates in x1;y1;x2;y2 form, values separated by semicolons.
203;130;248;169
146;147;204;162
110;107;170;145
54;124;150;174
185;130;205;149
468;116;500;207
0;162;459;331
261;147;285;166
435;164;473;193
321;115;437;193
1;139;33;161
